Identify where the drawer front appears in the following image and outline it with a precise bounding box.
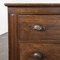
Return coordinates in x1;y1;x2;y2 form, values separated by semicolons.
9;7;60;14
18;15;60;42
20;43;60;60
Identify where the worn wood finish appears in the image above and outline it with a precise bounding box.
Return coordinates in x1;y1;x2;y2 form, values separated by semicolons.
5;3;60;60
8;7;60;14
20;43;60;60
18;15;60;42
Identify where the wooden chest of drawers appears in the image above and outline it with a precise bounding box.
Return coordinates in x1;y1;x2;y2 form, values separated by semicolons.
5;3;60;60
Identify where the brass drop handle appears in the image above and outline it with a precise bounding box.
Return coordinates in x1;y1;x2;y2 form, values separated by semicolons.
31;52;44;60
33;25;46;31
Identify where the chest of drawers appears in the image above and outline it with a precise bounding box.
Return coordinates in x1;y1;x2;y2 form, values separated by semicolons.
5;3;60;60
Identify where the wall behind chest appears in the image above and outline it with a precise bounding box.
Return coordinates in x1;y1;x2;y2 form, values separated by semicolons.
0;0;13;35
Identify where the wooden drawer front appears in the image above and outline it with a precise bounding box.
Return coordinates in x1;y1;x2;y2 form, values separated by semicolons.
20;43;60;60
18;15;60;42
9;7;60;14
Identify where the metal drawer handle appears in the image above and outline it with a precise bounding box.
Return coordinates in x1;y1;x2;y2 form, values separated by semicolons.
31;52;44;60
33;25;46;31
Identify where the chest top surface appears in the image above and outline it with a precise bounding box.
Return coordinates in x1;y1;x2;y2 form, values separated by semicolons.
5;3;60;7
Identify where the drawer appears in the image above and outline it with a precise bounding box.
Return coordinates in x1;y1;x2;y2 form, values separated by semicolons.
20;43;60;60
9;7;60;14
18;15;60;42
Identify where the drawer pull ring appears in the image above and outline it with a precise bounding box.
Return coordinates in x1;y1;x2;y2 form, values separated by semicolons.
31;52;44;60
33;25;46;31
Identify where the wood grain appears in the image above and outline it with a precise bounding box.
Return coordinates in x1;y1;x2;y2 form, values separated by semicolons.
5;4;60;60
8;7;60;14
5;3;60;7
20;43;60;60
18;15;60;42
8;14;18;60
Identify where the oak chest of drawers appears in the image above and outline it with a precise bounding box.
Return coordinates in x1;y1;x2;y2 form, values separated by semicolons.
5;3;60;60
